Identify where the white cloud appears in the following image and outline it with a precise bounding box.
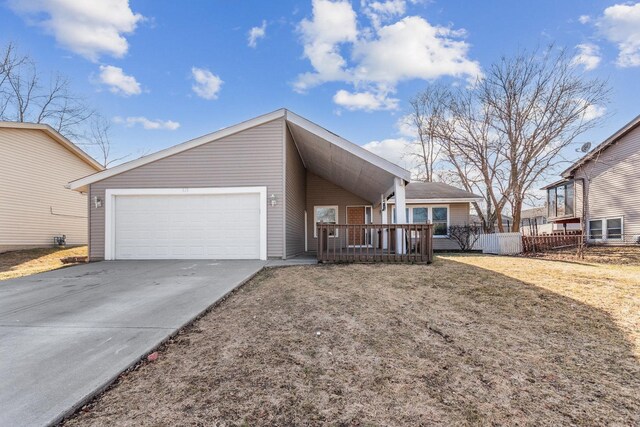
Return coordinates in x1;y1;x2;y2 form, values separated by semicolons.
294;0;358;92
191;67;223;100
98;65;141;96
362;137;417;169
595;2;640;67
113;116;180;130
352;16;481;84
571;43;602;70
8;0;143;61
395;114;416;137
361;0;407;29
582;103;606;121
578;15;591;24
333;89;398;111
248;20;267;48
295;0;481;111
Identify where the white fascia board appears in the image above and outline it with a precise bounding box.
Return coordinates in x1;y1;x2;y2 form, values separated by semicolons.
69;109;287;191
387;198;483;204
285;110;411;182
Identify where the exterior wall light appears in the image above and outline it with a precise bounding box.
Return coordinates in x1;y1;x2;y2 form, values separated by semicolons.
270;194;277;207
93;196;103;208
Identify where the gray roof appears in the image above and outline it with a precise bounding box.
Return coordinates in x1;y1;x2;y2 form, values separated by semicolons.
404;182;482;200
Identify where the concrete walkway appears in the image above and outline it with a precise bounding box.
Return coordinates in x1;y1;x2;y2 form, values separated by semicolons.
0;260;264;427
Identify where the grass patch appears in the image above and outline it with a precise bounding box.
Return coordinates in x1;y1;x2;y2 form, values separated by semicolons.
521;245;640;265
66;255;640;426
0;246;87;281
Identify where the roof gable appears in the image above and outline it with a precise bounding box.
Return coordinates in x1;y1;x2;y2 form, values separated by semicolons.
68;109;411;194
0;121;103;171
563;114;640;177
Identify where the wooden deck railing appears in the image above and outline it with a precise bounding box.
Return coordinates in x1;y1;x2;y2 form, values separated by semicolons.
317;223;433;264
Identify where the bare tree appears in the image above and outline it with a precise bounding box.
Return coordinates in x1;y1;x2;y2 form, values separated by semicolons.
0;42;92;138
421;45;609;233
480;46;609;231
439;90;511;232
80;115;130;167
406;86;450;182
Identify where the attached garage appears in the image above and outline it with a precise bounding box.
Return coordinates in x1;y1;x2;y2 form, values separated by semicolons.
105;188;267;260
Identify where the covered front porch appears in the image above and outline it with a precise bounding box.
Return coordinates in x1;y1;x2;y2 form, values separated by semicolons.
284;111;432;263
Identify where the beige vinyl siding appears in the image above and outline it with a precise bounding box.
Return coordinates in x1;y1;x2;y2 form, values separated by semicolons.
384;202;471;250
306;171;369;253
284;125;306;257
0;128;96;251
88;118;285;260
574;124;640;244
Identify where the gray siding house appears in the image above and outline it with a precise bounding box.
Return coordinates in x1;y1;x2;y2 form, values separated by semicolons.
543;114;640;244
0;122;103;253
69;109;480;261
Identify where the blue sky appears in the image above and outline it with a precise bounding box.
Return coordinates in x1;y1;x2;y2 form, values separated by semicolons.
1;0;639;177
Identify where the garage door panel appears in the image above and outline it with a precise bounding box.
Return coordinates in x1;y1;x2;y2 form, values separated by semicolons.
113;192;261;260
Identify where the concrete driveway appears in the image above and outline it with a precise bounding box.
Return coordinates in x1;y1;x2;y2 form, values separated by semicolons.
0;260;265;427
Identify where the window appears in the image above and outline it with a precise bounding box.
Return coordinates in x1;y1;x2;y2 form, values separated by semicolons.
547;187;556;218
432;207;448;236
556;185;565;217
606;218;622;240
565;182;574;216
392;205;449;237
589;220;602;240
412;208;428;224
391;207;409;224
314;206;338;238
547;181;575;218
589;217;623;240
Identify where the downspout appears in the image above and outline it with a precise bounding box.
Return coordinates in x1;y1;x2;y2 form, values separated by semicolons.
575;177;587;255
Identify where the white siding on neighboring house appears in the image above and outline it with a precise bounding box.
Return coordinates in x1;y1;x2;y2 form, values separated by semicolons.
573;125;640;244
0;128;98;252
88;118;285;260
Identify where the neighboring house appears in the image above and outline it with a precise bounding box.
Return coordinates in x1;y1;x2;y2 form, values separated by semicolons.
543;114;640;244
469;214;514;232
68;109;481;261
520;206;580;235
0;122;103;253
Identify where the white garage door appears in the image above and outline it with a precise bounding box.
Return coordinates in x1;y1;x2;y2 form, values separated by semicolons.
112;192;261;260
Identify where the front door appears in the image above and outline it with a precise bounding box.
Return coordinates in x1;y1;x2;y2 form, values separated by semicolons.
346;206;372;246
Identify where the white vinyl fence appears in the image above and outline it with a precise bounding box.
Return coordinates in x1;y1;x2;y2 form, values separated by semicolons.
473;232;523;255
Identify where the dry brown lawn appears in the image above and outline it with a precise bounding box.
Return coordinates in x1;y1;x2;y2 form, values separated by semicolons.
66;255;640;426
522;244;640;265
0;246;87;281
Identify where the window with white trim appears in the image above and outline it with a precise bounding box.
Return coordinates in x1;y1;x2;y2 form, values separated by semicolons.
589;217;622;240
314;206;338;238
392;205;449;236
432;207;448;236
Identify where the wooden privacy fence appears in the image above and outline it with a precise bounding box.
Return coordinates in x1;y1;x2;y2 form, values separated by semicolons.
522;232;583;253
317;223;433;264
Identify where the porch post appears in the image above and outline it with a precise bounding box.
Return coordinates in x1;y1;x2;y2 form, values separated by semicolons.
394;177;407;254
381;194;388;250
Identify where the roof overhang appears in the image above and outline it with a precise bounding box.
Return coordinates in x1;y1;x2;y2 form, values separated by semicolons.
68;109;411;200
541;178;571;190
0;121;103;172
388;198;482;204
285;111;410;203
